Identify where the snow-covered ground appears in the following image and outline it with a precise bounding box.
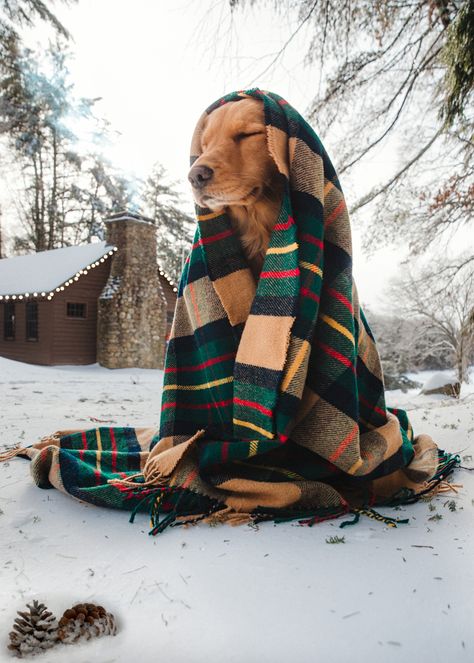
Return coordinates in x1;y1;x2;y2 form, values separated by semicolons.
0;357;473;663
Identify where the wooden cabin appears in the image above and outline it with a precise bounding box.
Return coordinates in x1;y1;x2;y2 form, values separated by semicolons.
0;213;178;367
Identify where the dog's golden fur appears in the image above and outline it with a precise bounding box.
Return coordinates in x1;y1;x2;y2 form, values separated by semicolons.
189;98;283;278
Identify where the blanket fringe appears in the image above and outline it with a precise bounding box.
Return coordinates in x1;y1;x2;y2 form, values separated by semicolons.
125;483;229;536
134;449;462;534
422;480;463;496
413;450;461;501
0;446;27;462
340;508;409;529
148;495;227;536
107;428;206;490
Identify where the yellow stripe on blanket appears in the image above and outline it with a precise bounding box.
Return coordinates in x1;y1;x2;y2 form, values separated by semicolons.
196;210;223;221
299;261;323;277
347;457;364;475
249;440;259;457
324;180;334;196
233;418;274;439
281;339;310;393
164;376;234;391
235;459;304;480
267;242;298;255
320;314;355;345
95;428;103;474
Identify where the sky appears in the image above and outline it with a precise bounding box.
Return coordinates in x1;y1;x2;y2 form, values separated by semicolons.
3;0;439;309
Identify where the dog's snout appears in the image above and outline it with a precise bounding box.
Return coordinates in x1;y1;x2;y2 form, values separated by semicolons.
188;164;213;189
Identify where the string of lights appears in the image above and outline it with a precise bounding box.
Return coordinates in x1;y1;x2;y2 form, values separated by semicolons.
0;248;118;302
0;246;178;301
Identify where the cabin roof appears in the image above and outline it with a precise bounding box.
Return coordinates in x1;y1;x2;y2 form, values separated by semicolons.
0;241;116;299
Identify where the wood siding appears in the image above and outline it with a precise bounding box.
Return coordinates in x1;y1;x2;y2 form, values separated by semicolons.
0;299;54;364
0;261;110;366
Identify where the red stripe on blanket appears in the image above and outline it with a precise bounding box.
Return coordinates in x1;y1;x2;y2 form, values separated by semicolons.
80;431;87;462
165;352;235;373
325;200;346;227
192;229;234;249
181;468;199;489
221;441;230;464
317;340;355;373
260;268;300;278
359;394;386;418
109;427;117;473
329;424;358;463
299;233;323;249
301;287;320;303
233;397;272;418
326;287;353;314
274;216;295;231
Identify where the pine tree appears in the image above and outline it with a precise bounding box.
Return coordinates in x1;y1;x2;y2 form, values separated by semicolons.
0;1;75;129
143;163;193;283
1;39;134;253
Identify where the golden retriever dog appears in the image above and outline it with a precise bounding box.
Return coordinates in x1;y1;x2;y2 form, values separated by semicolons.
188;98;284;279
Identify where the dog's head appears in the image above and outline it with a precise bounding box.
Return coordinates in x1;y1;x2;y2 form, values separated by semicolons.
188;98;279;210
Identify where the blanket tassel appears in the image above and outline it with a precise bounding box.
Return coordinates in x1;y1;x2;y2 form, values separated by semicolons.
340;508;409;529
338;452;462;529
0;446;27;462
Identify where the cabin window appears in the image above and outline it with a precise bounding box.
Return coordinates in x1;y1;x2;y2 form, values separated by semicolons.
4;303;15;340
26;302;39;341
66;302;87;318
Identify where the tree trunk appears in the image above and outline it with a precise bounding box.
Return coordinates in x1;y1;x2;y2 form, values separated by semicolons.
455;336;466;385
32;155;45;251
0;212;3;259
38;146;46;251
48;128;58;250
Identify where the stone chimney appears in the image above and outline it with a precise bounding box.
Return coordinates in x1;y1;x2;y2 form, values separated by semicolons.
97;211;167;369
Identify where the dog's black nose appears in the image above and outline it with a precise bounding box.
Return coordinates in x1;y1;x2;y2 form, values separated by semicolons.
188;165;213;189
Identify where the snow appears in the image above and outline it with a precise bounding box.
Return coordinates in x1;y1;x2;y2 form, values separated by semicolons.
0;357;473;663
422;371;459;392
105;212;154;226
100;276;122;300
0;242;115;297
105;216;153;225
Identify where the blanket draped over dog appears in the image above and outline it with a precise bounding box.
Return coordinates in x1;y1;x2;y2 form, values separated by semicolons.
1;90;459;533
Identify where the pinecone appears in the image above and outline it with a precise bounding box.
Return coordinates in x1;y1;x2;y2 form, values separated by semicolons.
57;603;117;644
8;600;58;658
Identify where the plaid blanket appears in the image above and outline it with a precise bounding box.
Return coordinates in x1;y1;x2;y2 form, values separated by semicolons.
0;90;459;533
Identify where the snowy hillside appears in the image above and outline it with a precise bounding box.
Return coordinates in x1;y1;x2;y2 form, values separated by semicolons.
0;357;473;663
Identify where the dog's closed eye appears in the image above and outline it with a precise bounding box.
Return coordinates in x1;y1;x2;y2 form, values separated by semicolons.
233;131;264;143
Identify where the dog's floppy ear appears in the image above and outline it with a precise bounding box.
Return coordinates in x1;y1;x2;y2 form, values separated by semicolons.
266;121;290;179
190;111;209;165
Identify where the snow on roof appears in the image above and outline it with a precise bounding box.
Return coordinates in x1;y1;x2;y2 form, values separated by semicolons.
0;241;116;298
105;211;155;225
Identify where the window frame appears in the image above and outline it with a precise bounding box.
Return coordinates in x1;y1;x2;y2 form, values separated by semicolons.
66;302;88;319
3;302;15;340
25;301;39;342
